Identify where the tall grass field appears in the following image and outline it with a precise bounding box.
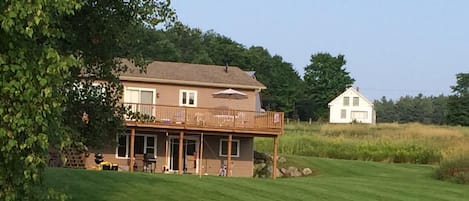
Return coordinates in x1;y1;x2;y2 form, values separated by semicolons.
256;123;469;164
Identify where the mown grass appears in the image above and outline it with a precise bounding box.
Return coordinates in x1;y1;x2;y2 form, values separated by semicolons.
256;123;469;164
45;156;469;201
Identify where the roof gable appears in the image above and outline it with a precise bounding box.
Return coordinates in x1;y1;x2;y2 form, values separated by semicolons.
120;60;266;90
328;87;373;106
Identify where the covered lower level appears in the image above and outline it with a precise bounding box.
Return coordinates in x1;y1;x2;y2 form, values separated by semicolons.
85;127;279;178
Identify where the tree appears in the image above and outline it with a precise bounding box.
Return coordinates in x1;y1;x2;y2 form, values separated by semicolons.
1;0;175;200
430;95;448;125
375;94;448;124
141;26;305;118
303;53;355;120
1;1;80;200
374;96;398;123
447;73;469;126
59;0;175;149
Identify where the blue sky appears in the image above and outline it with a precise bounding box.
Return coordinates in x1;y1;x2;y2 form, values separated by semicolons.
171;1;469;100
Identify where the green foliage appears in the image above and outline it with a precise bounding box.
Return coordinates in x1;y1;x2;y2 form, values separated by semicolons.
58;0;175;149
374;94;448;124
303;53;355;120
45;158;469;201
435;153;469;184
447;73;469;126
255;123;469;165
0;1;81;200
136;24;304;118
1;0;175;200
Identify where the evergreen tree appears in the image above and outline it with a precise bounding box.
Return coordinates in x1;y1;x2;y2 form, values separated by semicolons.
447;73;469;126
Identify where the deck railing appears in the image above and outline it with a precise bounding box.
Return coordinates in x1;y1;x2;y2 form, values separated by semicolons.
122;103;284;134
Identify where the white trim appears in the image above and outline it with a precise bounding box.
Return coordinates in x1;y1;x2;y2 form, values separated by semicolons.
179;89;198;107
124;87;156;104
167;136;200;173
115;134;129;159
219;139;240;157
115;133;157;159
328;87;374;107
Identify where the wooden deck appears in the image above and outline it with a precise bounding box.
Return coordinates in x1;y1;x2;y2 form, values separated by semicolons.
123;103;284;135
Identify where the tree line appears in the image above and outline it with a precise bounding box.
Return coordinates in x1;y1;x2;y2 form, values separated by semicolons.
374;73;469;126
1;0;467;200
1;1;352;199
133;22;354;121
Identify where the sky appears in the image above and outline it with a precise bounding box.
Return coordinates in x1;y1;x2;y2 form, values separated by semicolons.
171;0;469;100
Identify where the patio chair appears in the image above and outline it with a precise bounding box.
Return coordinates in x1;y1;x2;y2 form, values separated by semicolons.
143;153;157;173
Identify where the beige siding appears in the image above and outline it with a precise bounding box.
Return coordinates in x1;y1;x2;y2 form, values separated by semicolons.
201;136;253;177
122;81;256;111
85;131;254;177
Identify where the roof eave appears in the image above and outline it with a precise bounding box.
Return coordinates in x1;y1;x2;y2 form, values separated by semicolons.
120;76;267;90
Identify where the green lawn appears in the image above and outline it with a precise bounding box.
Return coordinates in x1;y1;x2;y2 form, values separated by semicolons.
45;156;469;201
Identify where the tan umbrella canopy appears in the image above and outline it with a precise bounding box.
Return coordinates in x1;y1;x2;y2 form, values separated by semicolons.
212;88;247;99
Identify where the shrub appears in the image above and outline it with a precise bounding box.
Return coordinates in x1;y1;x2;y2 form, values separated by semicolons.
435;154;469;184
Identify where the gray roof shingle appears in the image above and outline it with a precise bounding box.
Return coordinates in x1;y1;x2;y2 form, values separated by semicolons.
120;60;266;89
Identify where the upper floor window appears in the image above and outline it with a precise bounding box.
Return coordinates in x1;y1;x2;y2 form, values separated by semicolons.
125;87;155;104
353;97;359;106
343;97;350;106
179;90;197;107
124;87;155;116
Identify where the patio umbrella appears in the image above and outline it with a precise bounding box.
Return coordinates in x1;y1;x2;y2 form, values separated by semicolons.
212;88;247;100
212;89;248;126
212;88;247;111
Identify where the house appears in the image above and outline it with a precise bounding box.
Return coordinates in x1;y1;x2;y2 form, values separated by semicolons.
84;60;284;178
328;87;376;124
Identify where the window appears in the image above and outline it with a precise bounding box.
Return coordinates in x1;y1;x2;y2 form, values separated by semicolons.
343;97;350;106
219;139;240;157
340;109;347;119
351;111;368;120
179;90;197;107
116;134;157;158
146;136;156;155
353;97;359;106
117;135;128;158
124;87;155;116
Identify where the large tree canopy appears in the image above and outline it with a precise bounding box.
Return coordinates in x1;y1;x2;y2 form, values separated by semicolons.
59;0;174;149
1;1;80;200
135;24;304;118
0;0;174;200
303;53;355;120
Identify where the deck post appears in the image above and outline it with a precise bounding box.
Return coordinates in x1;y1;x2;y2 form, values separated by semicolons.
129;128;135;172
272;135;279;179
178;131;184;175
164;132;169;172
227;134;232;177
199;133;204;177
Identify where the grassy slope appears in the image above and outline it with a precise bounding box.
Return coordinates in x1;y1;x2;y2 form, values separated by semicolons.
45;156;469;201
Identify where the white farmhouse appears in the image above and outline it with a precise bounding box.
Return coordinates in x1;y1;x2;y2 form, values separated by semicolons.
328;87;376;124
